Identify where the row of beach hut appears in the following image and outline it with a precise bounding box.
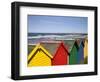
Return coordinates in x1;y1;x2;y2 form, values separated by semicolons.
28;38;88;67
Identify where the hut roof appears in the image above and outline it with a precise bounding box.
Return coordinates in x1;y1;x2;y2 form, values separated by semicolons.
63;40;78;52
85;38;88;42
28;43;53;63
40;41;61;56
76;39;84;47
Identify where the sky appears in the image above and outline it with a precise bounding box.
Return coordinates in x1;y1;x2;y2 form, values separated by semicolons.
28;15;88;33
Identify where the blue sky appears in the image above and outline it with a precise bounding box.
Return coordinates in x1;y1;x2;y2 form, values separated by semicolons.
28;15;88;33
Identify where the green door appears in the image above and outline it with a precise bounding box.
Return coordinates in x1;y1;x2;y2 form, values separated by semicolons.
69;46;78;64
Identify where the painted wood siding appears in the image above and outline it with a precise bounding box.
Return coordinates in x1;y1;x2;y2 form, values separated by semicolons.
84;40;88;64
28;44;53;67
52;45;68;65
69;45;78;64
77;44;84;64
28;49;52;67
84;40;88;58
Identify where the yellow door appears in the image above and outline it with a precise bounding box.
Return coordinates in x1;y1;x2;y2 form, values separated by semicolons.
84;40;88;58
28;50;51;67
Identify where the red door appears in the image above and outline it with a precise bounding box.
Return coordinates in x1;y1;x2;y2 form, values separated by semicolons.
52;45;68;65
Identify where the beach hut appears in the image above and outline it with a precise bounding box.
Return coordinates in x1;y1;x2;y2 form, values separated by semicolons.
28;43;53;67
84;38;88;64
40;41;69;65
76;40;84;64
64;40;79;65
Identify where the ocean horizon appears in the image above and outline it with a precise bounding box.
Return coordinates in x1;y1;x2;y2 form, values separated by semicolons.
28;33;88;36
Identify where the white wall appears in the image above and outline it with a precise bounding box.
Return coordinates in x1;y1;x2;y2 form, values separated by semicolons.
0;0;99;82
